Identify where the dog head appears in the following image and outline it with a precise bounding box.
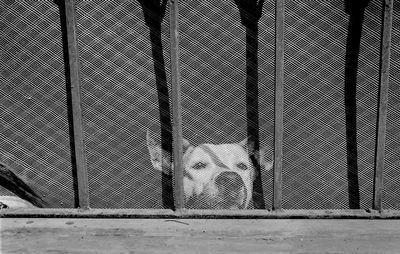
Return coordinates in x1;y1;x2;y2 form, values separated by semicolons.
146;131;273;209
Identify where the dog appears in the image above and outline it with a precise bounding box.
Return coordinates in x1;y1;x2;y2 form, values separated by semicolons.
147;130;273;209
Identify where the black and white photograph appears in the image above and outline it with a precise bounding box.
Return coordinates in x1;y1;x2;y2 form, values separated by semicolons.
0;0;399;253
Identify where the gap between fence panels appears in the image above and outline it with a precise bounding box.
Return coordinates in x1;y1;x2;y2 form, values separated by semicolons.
2;209;400;219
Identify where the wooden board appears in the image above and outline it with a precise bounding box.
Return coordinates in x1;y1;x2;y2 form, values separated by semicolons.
2;218;400;253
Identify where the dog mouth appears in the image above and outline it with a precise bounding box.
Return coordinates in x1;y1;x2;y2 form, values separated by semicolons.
216;184;247;209
214;171;247;209
184;188;247;210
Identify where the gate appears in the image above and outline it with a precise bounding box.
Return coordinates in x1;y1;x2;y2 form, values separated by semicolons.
0;0;398;218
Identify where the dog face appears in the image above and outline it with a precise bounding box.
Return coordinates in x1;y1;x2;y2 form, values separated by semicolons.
146;131;272;209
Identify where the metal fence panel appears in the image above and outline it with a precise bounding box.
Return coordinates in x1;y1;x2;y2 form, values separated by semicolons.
76;0;171;208
179;0;275;209
0;0;74;208
282;0;381;209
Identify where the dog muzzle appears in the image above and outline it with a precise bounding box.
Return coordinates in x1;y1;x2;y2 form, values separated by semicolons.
214;171;247;209
184;171;248;209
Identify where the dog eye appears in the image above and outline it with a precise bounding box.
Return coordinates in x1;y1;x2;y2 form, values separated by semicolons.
237;163;248;171
192;162;207;170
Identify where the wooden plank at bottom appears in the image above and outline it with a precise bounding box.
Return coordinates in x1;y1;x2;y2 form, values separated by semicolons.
2;218;400;253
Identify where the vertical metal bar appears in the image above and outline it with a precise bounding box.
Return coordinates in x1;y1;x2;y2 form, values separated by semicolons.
64;0;90;209
273;0;285;210
169;0;184;211
373;0;394;211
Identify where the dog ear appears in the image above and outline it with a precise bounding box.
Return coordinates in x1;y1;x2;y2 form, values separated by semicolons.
238;137;248;148
146;130;192;175
239;138;273;171
146;130;172;175
182;138;191;153
258;146;273;171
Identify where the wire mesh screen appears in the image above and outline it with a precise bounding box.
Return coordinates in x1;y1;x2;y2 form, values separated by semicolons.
179;1;275;209
383;1;400;210
76;0;171;208
0;1;74;208
282;0;381;209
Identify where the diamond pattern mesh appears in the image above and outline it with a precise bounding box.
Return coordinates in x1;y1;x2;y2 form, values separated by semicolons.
0;1;74;208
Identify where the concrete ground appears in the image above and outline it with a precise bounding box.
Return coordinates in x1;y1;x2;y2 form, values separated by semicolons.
1;218;400;253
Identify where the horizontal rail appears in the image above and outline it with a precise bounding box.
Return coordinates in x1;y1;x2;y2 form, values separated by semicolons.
2;209;400;219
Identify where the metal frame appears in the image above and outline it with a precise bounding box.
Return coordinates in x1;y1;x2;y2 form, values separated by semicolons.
64;0;90;209
273;0;285;211
373;0;394;211
170;0;185;212
2;208;400;219
0;0;395;218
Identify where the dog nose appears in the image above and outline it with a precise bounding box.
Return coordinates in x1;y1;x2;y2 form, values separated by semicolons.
215;172;244;191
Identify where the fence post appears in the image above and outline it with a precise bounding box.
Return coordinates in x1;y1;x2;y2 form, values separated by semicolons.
373;0;394;211
169;0;184;211
63;0;90;209
273;0;284;211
